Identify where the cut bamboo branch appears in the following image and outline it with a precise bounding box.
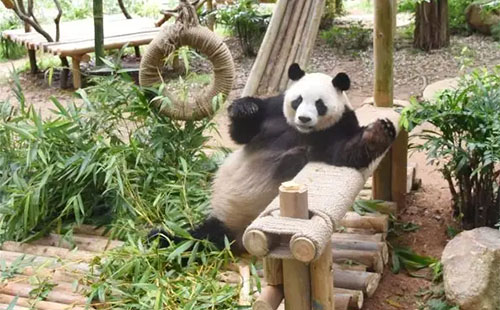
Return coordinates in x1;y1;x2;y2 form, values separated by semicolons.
0;282;87;304
238;263;252;307
331;238;388;264
279;182;311;310
340;212;389;233
332;248;384;273
263;258;283;286
253;285;284;310
1;241;96;262
333;269;381;297
334;288;364;310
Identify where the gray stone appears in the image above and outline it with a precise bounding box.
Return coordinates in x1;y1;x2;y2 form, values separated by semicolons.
466;1;500;35
442;227;500;310
422;78;459;101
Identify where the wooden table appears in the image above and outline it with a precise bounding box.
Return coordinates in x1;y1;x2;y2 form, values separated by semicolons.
2;15;160;88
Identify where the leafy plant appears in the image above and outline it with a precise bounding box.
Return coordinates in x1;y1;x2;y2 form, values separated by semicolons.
0;16;26;61
492;22;500;41
215;0;270;56
391;247;438;275
321;21;372;53
401;67;500;229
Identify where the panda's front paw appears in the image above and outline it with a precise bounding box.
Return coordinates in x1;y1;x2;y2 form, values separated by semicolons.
362;118;396;155
228;97;261;119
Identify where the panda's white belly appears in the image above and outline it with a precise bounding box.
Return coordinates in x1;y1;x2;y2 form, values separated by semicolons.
210;148;281;236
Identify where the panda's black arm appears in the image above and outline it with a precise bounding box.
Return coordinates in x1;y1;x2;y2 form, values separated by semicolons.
228;95;285;144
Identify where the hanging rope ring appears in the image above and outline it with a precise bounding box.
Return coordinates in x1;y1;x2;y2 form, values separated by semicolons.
139;0;235;121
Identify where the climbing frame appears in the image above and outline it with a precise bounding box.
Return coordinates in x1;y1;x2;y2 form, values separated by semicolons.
242;0;326;97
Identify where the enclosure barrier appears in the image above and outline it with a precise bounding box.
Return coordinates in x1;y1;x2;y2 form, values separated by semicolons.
242;105;401;310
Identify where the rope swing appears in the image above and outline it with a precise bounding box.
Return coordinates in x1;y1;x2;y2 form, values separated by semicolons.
139;0;235;120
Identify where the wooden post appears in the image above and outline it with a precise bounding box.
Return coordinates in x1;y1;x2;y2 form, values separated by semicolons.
93;0;104;67
391;130;408;209
279;182;311;310
310;241;334;310
372;0;395;201
71;56;82;89
253;285;284;310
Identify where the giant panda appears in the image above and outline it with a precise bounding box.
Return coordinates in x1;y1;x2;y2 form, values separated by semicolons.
150;63;396;253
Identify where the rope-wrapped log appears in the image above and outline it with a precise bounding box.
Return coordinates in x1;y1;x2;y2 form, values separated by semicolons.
139;23;235;120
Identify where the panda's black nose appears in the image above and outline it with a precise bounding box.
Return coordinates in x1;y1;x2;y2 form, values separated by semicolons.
298;116;311;123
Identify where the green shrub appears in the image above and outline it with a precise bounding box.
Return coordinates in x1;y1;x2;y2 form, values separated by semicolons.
321;21;372;52
449;0;474;33
401;68;500;229
0;16;26;61
398;0;416;12
215;0;270;56
492;22;500;40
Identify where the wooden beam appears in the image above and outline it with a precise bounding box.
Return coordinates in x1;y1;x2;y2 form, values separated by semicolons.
372;0;395;201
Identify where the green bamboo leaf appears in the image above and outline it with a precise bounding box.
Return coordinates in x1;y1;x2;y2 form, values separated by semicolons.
3;123;35;140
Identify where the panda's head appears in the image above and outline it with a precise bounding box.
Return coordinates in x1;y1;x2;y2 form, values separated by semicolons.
283;63;351;134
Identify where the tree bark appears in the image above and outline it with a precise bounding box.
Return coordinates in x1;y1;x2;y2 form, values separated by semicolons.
414;0;449;51
93;0;104;66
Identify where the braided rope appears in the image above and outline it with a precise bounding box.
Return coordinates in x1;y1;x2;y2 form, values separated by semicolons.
139;2;235;120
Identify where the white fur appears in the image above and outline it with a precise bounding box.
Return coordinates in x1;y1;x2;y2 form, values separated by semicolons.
283;73;348;133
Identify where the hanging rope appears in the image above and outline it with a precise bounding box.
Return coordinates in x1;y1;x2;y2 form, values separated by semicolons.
139;0;235;120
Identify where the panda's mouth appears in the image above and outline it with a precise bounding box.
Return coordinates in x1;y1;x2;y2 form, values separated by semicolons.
295;124;314;133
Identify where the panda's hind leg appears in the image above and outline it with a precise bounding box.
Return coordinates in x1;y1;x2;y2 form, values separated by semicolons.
228;97;266;144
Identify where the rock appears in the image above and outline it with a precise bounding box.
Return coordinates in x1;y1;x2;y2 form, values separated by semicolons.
442;227;500;310
466;1;500;35
422;78;459;101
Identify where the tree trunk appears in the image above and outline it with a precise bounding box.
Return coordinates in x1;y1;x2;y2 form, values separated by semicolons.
413;0;449;51
93;0;104;67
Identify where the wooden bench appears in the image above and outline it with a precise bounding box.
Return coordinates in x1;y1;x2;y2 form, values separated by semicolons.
2;14;160;88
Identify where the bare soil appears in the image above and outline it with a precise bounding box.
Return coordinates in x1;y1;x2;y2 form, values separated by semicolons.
0;28;498;310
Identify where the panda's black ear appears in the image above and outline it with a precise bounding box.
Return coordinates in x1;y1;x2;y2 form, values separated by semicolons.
332;72;350;91
288;63;305;81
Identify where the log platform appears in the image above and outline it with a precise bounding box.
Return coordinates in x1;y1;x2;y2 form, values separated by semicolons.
0;225;122;309
1;15;159;89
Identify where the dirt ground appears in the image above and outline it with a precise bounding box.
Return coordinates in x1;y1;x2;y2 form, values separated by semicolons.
0;26;499;309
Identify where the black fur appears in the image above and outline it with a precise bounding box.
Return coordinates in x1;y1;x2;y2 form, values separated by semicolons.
332;72;351;91
288;63;305;81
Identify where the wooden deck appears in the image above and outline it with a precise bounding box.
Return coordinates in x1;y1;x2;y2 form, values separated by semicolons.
2;15;160;88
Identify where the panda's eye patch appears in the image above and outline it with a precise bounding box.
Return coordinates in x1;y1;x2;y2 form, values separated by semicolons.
316;99;327;116
291;96;302;110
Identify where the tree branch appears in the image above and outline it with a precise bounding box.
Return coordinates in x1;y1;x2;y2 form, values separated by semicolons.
117;0;132;19
11;3;54;42
53;0;62;42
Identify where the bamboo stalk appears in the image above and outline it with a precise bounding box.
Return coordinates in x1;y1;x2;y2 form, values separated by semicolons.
253;285;284;310
0;250;90;273
238;263;252;307
334;288;364;310
279;182;311;310
93;0;104;66
333;269;381;297
0;303;29;310
340;212;389;233
298;0;326;66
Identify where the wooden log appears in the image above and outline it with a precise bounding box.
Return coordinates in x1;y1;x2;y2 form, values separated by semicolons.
333;269;381;297
332;248;384;274
0;303;29;310
372;0;395;202
242;0;288;96
253;285;284;310
298;0;326;66
290;237;315;263
0;283;86;304
9;265;82;283
331;232;384;243
333;263;367;272
334;288;364;310
263;258;283;286
392;130;408;209
342;228;386;240
72;225;109;237
310;242;333;310
1;241;95;262
29;233;123;252
279;182;311;310
331;238;389;264
333;293;350;310
340;212;389;233
238;263;252;307
0;250;90;273
243;230;278;257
